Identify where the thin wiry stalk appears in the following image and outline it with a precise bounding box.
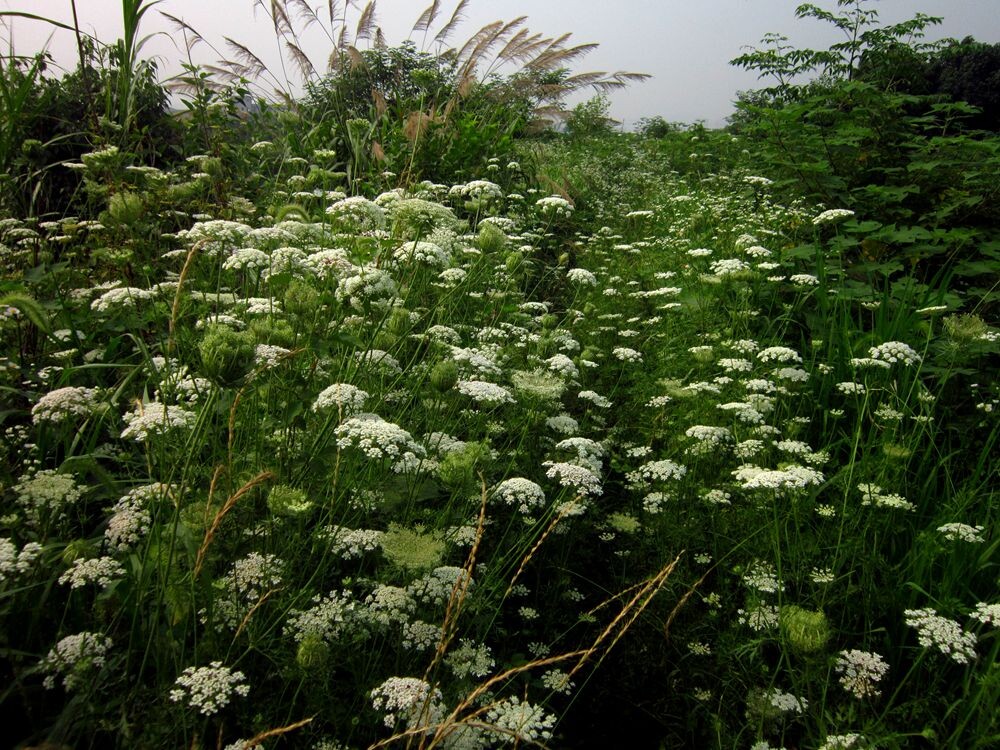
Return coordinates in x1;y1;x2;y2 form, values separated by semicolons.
193;471;275;579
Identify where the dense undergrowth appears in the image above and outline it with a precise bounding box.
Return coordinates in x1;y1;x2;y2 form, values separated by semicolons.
1;1;998;748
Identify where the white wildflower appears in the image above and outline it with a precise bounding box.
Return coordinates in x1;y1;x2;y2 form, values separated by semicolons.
169;662;249;716
904;607;977;663
32;387;100;425
835;650;889;698
59;556;125;589
40;631;113;690
312;383;369;415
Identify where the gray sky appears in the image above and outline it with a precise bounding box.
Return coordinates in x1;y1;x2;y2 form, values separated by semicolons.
3;0;999;126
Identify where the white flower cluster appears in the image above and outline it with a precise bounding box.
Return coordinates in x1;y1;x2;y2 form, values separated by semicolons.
59;555;125;589
685;425;732;445
266;246;308;278
222;247;270;272
566;268;598;286
254;343;290;369
407;566;472;606
209;552;285;631
541;668;575;695
285;590;357;644
813;208;855;225
937;523;986;543
370;676;443;729
736;604;779;632
325;195;386;230
491;478;546;514
335;414;425;461
402;619;441;651
437;267;467;286
742;560;783;594
14;469;83;526
451;345;502;376
484;696;557;744
718;358;753;373
868;341;921;367
425;325;461;345
91;286;150;313
169;662;249;715
445;639;495;679
743;245;771;258
536;195;574;218
304;248;354;280
837;381;866;395
765;688;808;714
612;346;643;363
393;240;450;268
336;267;397;310
312;383;369;415
835;649;889;698
555;437;606;473
849;356;891;370
40;631;113;690
626;459;687;488
544;461;603;497
732;464;823;493
0;538;43;583
818;734;866;750
857;483;914;512
710;258;750;276
789;273;820;286
363;584;415;627
120;401;197;442
904;608;977;663
325;525;384;559
545;353;579;379
105;483;168;552
757;346;802;364
455;379;515;406
578;389;611;408
32;386;100;425
452;179;503;203
970;602;1000;626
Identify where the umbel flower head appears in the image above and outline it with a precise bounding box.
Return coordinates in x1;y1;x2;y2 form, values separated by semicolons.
370;676;444;730
32;386;101;425
169;661;249;715
40;631;113;690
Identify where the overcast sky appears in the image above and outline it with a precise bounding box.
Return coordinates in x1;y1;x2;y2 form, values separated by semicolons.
3;0;999;127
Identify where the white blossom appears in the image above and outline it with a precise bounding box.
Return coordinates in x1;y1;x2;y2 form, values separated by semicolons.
169;662;249;715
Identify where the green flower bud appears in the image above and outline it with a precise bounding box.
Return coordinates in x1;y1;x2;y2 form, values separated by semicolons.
780;605;830;655
199;324;255;386
296;632;330;671
107;191;144;226
430;360;459;393
284;280;320;319
476;222;507;254
267;485;313;517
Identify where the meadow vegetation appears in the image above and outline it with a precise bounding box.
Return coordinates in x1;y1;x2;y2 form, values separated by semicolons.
0;1;996;748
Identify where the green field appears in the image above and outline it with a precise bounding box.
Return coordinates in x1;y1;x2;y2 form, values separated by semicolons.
0;2;997;748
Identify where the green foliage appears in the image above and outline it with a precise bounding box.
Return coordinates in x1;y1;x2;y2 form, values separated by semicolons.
730;0;1000;308
636;115;681;138
564;94;616;138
